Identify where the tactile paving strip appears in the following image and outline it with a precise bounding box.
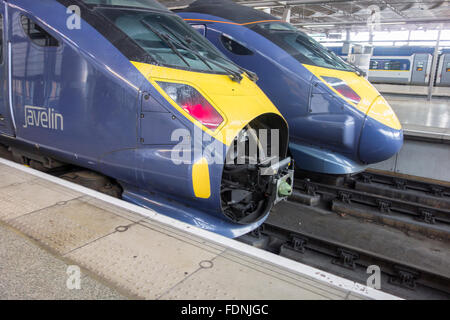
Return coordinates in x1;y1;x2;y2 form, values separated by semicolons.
160;251;349;300
10;198;130;254
214;250;350;299
0;179;81;221
0;164;36;188
66;223;220;299
138;219;226;256
78;197;143;223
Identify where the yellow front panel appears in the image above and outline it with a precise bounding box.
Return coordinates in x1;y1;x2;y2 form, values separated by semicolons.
132;62;284;145
192;157;211;199
367;96;402;130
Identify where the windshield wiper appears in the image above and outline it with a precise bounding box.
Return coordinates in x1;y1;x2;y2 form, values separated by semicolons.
157;23;215;72
143;20;257;83
140;19;191;69
326;49;367;77
184;35;259;83
156;24;254;83
171;36;244;82
347;62;367;77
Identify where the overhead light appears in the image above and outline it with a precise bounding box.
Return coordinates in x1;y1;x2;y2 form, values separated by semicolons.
380;22;406;25
303;24;336;28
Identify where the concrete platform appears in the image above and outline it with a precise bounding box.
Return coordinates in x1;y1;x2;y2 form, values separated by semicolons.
0;158;398;300
0;221;125;300
369;94;450;181
385;94;450;141
375;84;450;98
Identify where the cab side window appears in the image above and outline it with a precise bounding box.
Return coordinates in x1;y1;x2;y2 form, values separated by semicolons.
220;34;253;56
389;61;401;70
190;24;206;36
21;15;59;47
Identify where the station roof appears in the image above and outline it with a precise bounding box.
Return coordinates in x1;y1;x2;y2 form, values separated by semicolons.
162;0;450;33
178;0;276;24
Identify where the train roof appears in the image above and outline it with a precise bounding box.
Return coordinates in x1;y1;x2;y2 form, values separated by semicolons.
372;46;435;56
329;46;436;56
179;0;278;24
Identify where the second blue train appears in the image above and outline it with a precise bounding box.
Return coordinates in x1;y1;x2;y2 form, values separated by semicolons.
178;0;403;175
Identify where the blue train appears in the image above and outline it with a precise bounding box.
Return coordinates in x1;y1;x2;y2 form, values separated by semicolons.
330;46;450;86
0;0;295;238
438;49;450;86
179;0;403;175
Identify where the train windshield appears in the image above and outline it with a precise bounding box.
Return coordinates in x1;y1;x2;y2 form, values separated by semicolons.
93;6;242;75
251;22;353;72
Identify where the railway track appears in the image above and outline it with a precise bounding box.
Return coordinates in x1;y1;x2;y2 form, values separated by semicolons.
293;170;450;241
240;222;450;299
239;170;450;299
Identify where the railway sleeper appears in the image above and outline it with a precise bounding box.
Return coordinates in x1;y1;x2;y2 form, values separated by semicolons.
331;200;450;241
331;248;359;270
356;172;450;198
418;210;436;224
338;191;352;204
354;181;450;211
376;199;391;214
289;234;308;254
389;265;420;290
289;190;320;206
255;224;450;298
298;179;450;224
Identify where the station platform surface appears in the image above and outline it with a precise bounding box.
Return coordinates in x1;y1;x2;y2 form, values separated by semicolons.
385;94;450;142
375;83;450;98
0;158;398;300
0;221;125;299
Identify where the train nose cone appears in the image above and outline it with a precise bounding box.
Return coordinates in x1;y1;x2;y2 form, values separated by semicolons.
358;97;403;164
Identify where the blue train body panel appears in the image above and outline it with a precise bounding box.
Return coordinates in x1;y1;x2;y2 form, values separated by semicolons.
358;117;404;164
330;46;435;57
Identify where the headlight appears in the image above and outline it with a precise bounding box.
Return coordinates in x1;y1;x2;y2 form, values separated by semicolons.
157;81;224;131
322;76;361;105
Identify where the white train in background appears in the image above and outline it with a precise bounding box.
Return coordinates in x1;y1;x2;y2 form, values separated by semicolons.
329;46;450;86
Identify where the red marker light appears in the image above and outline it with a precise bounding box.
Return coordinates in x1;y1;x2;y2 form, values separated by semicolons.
322;76;361;105
157;82;224;131
182;103;223;130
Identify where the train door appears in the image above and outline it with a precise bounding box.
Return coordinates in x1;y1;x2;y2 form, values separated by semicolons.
437;54;450;86
0;2;15;136
411;54;431;85
10;9;63;146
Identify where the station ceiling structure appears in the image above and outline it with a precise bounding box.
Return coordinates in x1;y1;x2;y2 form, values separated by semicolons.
163;0;450;33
